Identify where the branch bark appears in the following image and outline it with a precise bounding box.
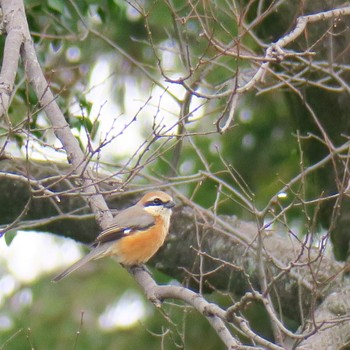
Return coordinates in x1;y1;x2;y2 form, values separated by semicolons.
0;1;23;117
1;1;350;348
296;284;350;349
0;158;349;349
0;0;112;227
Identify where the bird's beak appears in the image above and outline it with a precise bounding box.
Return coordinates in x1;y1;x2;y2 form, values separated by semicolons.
165;200;176;209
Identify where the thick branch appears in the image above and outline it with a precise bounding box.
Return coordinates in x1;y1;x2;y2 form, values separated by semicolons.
296;284;350;349
132;265;281;350
1;1;350;348
0;0;24;116
0;159;344;324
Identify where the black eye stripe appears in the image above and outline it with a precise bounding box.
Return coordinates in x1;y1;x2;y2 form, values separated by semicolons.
145;198;164;207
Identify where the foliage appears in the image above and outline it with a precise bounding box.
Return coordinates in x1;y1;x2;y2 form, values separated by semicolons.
1;0;350;349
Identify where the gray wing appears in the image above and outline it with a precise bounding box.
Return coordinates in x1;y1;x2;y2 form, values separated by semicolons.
95;204;155;244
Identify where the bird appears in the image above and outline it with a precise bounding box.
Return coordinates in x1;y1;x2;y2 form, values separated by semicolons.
52;191;175;282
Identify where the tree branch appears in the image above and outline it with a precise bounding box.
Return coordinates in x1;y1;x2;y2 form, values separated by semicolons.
0;0;24;117
0;158;344;323
1;1;350;348
130;266;277;350
1;0;112;228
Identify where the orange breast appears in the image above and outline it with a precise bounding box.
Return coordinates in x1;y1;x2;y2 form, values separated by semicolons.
109;216;168;265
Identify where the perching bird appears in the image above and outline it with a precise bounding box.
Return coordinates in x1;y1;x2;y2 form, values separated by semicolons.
53;191;175;282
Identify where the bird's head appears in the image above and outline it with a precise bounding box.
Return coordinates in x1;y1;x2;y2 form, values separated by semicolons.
139;191;175;217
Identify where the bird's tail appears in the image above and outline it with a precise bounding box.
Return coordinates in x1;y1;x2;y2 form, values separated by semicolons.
52;245;108;282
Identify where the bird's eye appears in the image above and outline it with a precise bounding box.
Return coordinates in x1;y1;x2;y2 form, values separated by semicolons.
153;198;163;205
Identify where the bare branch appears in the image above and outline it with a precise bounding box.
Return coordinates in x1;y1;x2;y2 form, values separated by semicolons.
0;0;24;117
1;0;112;228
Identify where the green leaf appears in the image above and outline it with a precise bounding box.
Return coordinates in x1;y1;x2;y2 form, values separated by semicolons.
48;0;65;14
97;6;106;23
90;120;100;140
13;134;24;148
82;117;93;134
4;230;17;246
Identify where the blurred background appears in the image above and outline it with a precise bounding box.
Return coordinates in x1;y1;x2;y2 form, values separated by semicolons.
1;0;350;348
